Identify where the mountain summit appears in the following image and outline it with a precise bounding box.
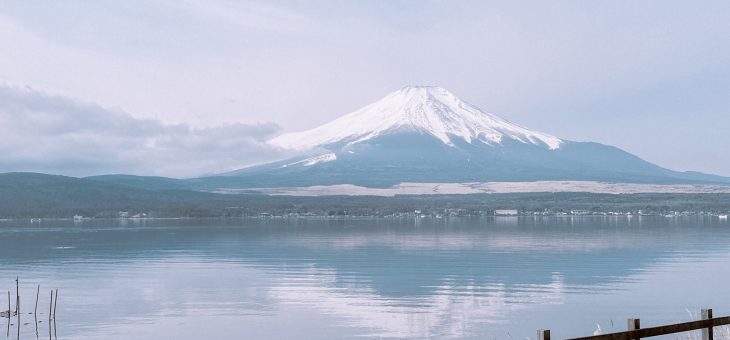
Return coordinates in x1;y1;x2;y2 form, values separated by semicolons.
270;86;562;151
218;86;729;188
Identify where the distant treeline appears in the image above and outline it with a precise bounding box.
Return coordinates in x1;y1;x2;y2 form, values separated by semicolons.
1;173;730;218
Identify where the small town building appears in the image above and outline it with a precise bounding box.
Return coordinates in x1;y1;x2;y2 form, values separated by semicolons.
494;209;518;216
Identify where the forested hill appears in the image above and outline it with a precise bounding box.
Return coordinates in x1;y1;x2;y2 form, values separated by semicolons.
0;172;233;218
2;172;730;219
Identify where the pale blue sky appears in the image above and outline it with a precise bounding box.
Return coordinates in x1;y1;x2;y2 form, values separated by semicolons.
0;1;728;177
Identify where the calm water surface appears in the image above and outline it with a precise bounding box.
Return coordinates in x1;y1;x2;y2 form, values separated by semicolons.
1;217;729;339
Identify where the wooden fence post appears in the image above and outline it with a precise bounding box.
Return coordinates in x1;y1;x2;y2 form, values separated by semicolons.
702;308;713;340
538;329;551;340
628;318;641;340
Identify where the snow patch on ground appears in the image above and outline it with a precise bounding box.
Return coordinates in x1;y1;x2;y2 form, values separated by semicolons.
280;153;337;168
219;181;730;196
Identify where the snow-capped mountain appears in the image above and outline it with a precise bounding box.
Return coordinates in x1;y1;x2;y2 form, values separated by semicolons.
214;86;729;189
269;86;562;151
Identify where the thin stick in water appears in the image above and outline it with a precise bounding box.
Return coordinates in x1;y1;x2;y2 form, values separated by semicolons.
35;284;40;315
53;289;57;319
48;291;52;321
35;284;40;340
6;291;9;337
16;296;19;339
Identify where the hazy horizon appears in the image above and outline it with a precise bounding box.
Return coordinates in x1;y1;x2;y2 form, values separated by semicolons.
2;4;730;338
1;1;729;177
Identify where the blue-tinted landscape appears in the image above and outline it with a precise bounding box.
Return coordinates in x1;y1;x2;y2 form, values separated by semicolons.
2;1;730;339
2;217;730;339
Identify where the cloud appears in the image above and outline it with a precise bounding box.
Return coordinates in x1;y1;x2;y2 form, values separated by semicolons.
0;1;729;175
0;85;289;177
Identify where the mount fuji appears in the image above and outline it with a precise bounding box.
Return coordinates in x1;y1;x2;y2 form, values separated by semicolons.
210;86;728;189
269;86;563;151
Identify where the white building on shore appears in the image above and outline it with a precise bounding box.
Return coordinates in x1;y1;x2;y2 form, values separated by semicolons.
494;209;518;216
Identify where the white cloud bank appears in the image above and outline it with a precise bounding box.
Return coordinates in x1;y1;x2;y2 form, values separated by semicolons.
0;85;289;177
1;1;729;175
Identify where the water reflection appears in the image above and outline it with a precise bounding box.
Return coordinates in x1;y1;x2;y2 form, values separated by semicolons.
0;217;729;339
271;268;565;338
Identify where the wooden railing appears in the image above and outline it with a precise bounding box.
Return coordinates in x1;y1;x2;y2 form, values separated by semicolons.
538;309;730;340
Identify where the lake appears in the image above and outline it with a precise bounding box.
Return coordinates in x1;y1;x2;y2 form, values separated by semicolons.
1;216;729;339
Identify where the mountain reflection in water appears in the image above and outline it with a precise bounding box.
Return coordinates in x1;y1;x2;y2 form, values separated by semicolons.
1;216;729;339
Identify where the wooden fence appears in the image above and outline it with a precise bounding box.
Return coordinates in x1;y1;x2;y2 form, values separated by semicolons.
538;308;730;340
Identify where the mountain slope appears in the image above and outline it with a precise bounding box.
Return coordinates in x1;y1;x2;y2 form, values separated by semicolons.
0;172;229;217
270;86;562;151
217;86;730;189
86;174;190;191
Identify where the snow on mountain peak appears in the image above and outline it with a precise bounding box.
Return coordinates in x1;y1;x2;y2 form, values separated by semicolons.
269;86;563;151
